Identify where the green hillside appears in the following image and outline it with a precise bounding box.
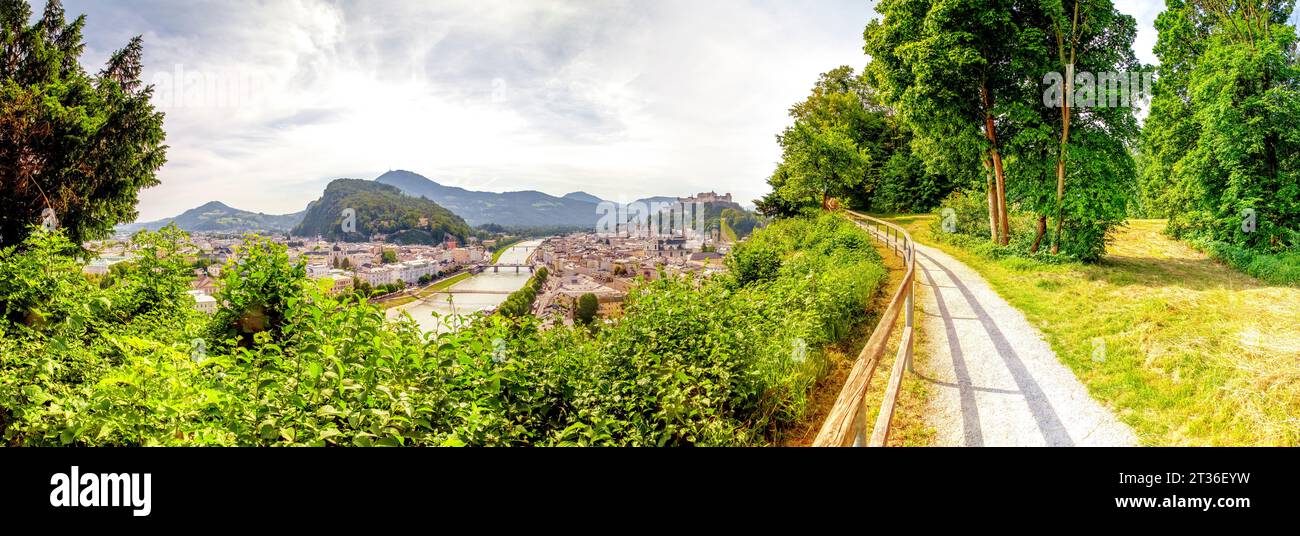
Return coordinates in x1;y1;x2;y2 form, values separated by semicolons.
292;179;471;244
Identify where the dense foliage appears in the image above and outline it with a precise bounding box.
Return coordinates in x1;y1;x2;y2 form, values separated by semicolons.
496;267;548;319
0;0;167;249
292;179;472;244
1140;0;1300;281
862;0;1140;261
0;214;886;446
759;66;953;217
574;293;599;326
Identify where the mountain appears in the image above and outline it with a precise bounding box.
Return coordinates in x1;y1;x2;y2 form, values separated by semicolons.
562;191;605;204
376;170;604;228
292;179;472;244
633;196;680;207
116;201;305;235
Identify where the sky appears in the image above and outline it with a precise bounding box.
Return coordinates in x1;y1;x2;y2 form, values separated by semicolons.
58;0;1170;221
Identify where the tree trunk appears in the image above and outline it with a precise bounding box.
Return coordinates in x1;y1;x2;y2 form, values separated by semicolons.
1031;215;1047;253
985;162;999;243
981;81;1010;245
1051;157;1066;254
1052;77;1071;254
1052;0;1081;255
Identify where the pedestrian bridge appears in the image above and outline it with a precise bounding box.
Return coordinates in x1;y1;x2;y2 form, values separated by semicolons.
485;264;535;273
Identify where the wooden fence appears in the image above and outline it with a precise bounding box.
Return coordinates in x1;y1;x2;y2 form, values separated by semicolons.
813;211;917;447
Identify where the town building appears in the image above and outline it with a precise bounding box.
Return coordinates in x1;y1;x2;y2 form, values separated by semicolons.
186;290;218;314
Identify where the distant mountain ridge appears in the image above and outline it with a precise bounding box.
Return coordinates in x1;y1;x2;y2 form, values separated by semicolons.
291;179;471;244
116;201;305;235
120;171;753;237
562;191;605;204
375;170;605;228
375;170;729;229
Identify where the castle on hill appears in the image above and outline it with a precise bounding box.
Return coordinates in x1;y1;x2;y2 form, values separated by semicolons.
677;191;733;204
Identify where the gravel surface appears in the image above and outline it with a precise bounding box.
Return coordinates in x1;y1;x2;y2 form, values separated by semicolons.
912;243;1137;447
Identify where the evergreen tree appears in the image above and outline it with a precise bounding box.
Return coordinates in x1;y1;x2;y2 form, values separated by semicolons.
0;0;167;249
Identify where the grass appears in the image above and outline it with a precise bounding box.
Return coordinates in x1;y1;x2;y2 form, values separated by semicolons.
490;239;525;264
1190;239;1300;287
382;272;474;309
721;218;739;243
886;216;1299;446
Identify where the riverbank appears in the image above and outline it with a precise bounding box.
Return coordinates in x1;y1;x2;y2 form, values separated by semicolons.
389;239;546;333
380;272;474;309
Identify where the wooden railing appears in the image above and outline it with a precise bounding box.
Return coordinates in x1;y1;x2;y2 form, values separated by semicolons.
813;211;916;447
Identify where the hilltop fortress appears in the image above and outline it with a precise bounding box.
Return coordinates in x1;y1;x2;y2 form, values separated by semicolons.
676;191;733;204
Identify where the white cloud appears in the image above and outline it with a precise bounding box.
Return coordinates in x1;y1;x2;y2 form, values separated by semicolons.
61;0;873;220
61;0;1173;221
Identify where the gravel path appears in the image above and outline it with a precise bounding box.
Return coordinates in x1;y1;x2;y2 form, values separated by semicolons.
912;243;1137;447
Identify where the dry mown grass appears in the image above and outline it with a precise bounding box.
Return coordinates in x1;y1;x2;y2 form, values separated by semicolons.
890;216;1299;446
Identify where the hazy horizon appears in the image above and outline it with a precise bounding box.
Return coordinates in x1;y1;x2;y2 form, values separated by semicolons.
60;0;1172;222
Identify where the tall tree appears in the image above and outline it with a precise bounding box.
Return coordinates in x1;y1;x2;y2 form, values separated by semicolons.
1144;0;1300;251
0;0;167;249
1034;0;1141;256
776;121;870;210
867;0;1138;259
759;66;952;216
865;0;1024;245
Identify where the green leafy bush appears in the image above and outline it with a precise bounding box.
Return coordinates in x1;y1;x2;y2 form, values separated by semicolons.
0;214;885;446
1191;239;1300;287
931;192;1092;264
727;243;782;287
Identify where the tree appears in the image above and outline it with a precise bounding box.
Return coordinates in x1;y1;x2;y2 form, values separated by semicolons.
761;66;951;215
381;249;398;264
575;293;599;325
1038;0;1141;255
0;0;167;249
777;121;870;210
866;0;1020;244
866;0;1139;259
1143;0;1300;252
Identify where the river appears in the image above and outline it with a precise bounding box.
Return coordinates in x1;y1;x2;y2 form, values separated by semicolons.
387;239;545;333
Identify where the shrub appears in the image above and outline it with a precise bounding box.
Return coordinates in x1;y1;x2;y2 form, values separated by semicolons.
575;293;599;325
0;214;886;446
727;243;782;287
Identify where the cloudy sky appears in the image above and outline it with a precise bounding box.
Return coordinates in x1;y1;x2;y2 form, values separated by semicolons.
60;0;1170;221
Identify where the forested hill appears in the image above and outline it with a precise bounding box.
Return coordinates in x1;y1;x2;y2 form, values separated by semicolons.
116;201;305;235
291;179;472;244
376;169;603;228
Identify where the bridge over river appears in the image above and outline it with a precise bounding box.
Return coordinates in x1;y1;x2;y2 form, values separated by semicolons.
422;289;515;296
390;239;546;333
479;264;536;274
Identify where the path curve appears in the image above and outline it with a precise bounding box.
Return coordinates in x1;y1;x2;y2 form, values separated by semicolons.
912;243;1137;447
